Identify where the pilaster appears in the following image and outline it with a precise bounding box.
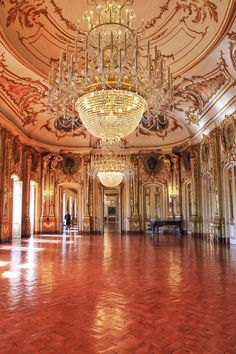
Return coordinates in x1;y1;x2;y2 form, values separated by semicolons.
40;154;57;233
190;145;203;234
210;127;226;240
0;129;11;242
21;146;32;237
82;155;92;233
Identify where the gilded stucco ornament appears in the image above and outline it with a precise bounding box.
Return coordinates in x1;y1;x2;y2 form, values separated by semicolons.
31;150;39;172
228;31;236;70
40;114;87;140
182;150;191;172
42;153;82;189
61;155;80;176
1;0;230;83
9;134;22;179
200;134;215;177
220;112;236;168
139;152;166;184
181;147;192;185
143;153;163;175
30;149;41;183
221;112;236;153
201;135;210;163
174;53;230;125
137;111;183;140
12;136;20;164
0;53;47;126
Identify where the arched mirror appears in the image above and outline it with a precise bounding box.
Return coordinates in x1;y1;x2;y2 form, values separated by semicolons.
224;163;236;243
143;183;164;231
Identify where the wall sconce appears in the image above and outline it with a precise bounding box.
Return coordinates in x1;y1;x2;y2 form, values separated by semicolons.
43;190;53;199
168;185;178;198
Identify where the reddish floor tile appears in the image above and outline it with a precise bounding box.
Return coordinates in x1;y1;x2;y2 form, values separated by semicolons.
0;232;236;353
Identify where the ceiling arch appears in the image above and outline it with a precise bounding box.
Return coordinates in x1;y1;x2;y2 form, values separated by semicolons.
0;0;235;152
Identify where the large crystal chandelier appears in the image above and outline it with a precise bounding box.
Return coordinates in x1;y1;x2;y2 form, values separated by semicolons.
48;0;172;141
90;153;133;187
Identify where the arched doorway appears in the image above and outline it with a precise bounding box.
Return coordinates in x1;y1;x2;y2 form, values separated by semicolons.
224;162;236;244
58;183;80;233
202;173;215;235
183;180;192;232
30;181;39;235
103;188;121;233
11;175;23;238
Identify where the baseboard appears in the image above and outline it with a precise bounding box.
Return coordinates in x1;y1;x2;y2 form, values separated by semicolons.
0;238;11;244
81;231;102;235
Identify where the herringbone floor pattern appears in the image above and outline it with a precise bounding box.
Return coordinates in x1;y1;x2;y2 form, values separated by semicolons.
0;231;236;354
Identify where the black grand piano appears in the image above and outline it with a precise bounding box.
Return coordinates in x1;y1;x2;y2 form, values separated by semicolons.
149;219;183;235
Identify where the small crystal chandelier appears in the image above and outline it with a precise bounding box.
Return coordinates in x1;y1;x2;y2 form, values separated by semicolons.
48;0;172;140
90;153;133;187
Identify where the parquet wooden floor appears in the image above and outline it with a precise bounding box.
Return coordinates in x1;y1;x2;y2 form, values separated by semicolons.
0;232;236;354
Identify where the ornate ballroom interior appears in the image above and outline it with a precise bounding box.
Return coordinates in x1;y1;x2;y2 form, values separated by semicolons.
0;0;236;353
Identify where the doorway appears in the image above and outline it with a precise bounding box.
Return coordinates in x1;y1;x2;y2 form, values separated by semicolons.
202;174;213;235
103;189;121;233
183;181;192;232
30;181;37;234
224;163;236;243
11;175;23;238
58;183;79;233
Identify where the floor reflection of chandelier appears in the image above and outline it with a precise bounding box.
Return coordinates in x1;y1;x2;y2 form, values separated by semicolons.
90;153;133;187
48;0;172;140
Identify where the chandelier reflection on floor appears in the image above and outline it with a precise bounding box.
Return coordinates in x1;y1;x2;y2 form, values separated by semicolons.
48;0;173;141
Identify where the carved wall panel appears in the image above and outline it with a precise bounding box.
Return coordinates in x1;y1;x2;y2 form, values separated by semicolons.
30;149;41;183
228;31;236;70
221;112;236;165
9;135;23;179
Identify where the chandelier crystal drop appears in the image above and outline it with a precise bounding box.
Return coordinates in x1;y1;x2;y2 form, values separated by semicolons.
97;172;124;187
90;153;133;187
75;90;146;139
48;0;173;139
99;136;123;154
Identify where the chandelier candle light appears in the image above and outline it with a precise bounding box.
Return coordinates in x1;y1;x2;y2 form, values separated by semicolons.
48;0;173;143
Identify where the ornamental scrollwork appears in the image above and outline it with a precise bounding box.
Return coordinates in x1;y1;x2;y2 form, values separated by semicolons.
143;153;163;175
0;53;47;126
138;111;183;139
40;114;87;140
228;31;236;70
201;135;210;163
3;0;76;31
182;149;191;172
12;135;20;163
174;53;230;125
61;155;80;176
2;0;219;33
221;112;236;153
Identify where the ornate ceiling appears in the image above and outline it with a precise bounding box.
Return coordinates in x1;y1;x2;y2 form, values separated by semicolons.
0;0;235;152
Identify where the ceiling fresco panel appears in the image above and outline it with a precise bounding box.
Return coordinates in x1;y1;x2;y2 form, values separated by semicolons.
0;0;235;151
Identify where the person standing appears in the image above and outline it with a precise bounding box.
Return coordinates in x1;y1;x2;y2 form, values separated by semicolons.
64;212;71;230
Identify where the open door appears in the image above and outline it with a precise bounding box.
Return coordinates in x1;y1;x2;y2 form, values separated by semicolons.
103;188;121;233
11;175;23;238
